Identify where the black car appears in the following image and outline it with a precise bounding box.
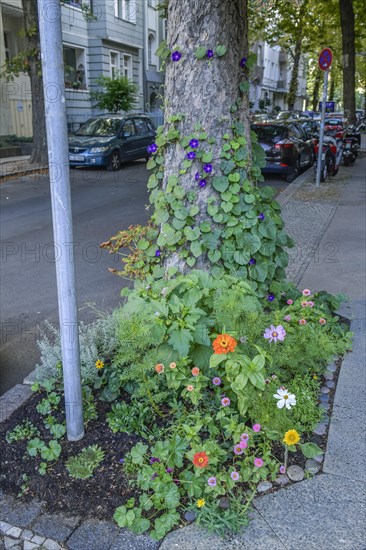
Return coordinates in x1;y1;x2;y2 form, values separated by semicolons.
251;122;315;182
68;114;156;171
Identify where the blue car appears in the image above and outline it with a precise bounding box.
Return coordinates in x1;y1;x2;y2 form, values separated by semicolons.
68;114;156;171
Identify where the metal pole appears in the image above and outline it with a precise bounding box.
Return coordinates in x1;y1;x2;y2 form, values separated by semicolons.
316;70;329;186
37;0;84;440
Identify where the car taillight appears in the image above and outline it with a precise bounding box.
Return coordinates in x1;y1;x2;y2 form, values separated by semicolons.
274;143;293;149
335;131;343;139
330;145;337;154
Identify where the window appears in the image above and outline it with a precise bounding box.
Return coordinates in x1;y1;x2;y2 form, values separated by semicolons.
110;51;119;79
63;45;86;89
148;33;156;66
134;118;148;135
114;0;136;23
4;32;11;61
122;119;136;137
63;0;83;8
122;54;133;80
257;45;263;67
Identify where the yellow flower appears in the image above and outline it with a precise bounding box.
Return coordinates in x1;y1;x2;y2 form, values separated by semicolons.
283;429;300;446
95;359;104;370
196;499;205;508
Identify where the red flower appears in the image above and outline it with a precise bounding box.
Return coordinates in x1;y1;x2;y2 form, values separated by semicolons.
192;451;209;468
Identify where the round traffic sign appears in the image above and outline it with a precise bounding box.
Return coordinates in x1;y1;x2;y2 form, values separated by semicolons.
318;48;333;71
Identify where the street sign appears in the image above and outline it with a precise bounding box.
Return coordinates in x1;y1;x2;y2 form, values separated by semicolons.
318;48;333;71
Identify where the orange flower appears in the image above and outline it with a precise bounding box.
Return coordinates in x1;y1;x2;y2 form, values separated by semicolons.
212;334;237;354
155;363;164;374
187;385;194;392
193;451;209;468
191;367;200;376
169;362;177;369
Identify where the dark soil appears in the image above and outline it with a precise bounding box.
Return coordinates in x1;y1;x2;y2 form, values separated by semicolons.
0;354;344;522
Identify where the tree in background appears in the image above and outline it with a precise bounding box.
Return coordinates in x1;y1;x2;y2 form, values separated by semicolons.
339;0;356;123
90;76;137;113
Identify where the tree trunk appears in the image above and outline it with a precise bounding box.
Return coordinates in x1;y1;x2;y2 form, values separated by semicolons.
339;0;356;125
328;75;335;101
22;0;48;165
287;37;302;111
312;70;321;111
161;0;251;274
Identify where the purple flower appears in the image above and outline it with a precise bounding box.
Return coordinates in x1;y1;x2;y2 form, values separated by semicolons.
198;179;207;188
240;57;247;67
171;51;181;62
203;164;213;173
207;49;214;59
166;467;174;474
149;456;160;464
212;377;221;386
263;325;286;343
249;258;256;265
240;433;249;441
254;457;264;468
208;476;217;487
252;424;261;433
189;139;199;148
147;145;152;154
279;465;286;474
155;249;161;257
195;172;200;181
150;143;158;153
233;444;244;455
258;212;265;221
231;471;240;481
267;293;275;302
119;458;125;464
284;315;291;322
221;397;230;407
239;440;247;449
151;472;158;479
186;151;196;160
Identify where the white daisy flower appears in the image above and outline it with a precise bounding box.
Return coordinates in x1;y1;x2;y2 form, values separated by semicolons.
273;388;296;409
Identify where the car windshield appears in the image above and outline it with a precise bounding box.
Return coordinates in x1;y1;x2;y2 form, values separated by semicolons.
252;125;287;142
325;119;343;126
75;118;122;137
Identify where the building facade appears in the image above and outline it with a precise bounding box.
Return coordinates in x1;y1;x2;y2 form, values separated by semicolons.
0;0;165;137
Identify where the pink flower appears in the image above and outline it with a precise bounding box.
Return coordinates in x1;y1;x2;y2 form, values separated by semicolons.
279;465;286;474
301;301;308;308
240;433;249;441
231;471;240;481
283;315;291;322
221;397;230;407
286;299;293;305
254;457;264;468
299;319;307;325
239;440;247;449
263;325;286;343
233;444;244;455
319;318;327;325
252;424;261;433
208;476;217;487
307;301;315;307
302;289;311;296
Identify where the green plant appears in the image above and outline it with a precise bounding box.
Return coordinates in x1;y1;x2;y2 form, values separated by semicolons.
90;75;137;113
27;438;62;462
17;474;30;497
6;421;40;443
66;445;105;479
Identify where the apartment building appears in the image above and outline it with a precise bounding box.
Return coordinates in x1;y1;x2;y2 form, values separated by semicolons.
0;0;165;137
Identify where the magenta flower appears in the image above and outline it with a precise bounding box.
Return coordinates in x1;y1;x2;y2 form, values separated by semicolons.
287;299;293;305
239;440;247;449
279;465;286;474
254;457;264;468
231;471;240;481
171;51;181;62
212;377;221;386
299;319;307;325
221;397;230;407
240;433;249;441
307;301;315;307
301;301;308;308
189;139;199;148
263;325;286;343
166;467;174;474
252;424;261;433
233;444;244;455
208;476;217;487
302;289;311;296
283;315;291;322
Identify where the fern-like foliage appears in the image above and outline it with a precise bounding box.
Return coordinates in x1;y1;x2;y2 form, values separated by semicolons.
66;445;105;479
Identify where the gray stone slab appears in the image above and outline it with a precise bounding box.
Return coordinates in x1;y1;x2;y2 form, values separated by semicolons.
0;385;33;422
253;473;366;549
159;509;286;550
110;530;159;550
31;513;80;542
23;370;38;386
67;520;119;550
0;495;43;527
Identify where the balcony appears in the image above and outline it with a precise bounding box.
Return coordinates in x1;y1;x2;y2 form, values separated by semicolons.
277;80;287;91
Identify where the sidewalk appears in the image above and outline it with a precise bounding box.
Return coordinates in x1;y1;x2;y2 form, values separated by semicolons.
1;157;366;549
0;156;48;181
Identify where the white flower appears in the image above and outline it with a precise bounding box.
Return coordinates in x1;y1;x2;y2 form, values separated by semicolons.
161;287;168;296
273;388;296;409
154;311;160;317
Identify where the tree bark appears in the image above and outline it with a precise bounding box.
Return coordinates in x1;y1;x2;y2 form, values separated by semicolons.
312;70;321;111
339;0;356;124
162;0;250;273
287;37;302;111
22;0;48;165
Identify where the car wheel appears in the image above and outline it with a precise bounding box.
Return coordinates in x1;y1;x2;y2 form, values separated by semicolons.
309;151;315;167
286;159;300;183
106;150;121;171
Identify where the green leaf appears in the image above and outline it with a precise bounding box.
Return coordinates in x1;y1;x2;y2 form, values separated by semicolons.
212;176;229;192
41;440;61;461
137;239;149;251
49;423;66;439
200;221;211;233
146;159;156;170
239;81;250;93
244;193;256;203
130;516;150;534
168;175;179;187
208;249;221;263
168;328;194;356
151;512;180;540
27;438;43;457
215;45;227;57
299;442;323;459
195;46;208;59
130;442;149;465
202;152;213;163
168;435;189;468
186;255;196;267
190;241;203;258
209;353;227;368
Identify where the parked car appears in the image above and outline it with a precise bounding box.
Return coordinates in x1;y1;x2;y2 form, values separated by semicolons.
68;114;156;170
276;110;300;120
297;118;320;137
251;121;315;182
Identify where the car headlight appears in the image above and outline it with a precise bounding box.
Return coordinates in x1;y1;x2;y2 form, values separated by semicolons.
89;146;110;153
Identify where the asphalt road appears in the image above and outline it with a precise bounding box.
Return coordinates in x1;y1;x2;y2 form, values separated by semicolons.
0;164;289;395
